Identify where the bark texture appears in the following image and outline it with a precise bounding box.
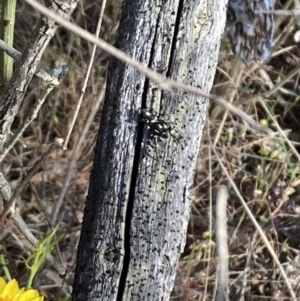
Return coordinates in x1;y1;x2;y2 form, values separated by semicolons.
227;0;274;64
72;0;228;300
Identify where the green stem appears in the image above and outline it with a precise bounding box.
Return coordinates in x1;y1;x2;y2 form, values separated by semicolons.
0;255;11;280
0;0;17;96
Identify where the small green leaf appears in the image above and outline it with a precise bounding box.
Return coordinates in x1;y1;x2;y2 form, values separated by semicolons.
25;227;63;289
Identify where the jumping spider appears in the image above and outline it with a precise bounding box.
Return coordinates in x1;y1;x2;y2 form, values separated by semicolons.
140;108;182;144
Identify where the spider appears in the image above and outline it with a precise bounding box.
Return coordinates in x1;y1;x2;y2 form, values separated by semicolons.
141;108;171;140
140;108;182;144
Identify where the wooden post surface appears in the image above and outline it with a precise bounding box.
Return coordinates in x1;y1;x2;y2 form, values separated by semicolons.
72;0;228;300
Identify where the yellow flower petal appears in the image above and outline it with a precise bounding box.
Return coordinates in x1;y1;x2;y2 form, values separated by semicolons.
26;297;43;301
3;280;20;300
0;278;7;294
0;279;43;301
16;290;40;301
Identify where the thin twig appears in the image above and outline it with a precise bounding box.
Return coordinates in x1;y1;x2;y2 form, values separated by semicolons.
63;0;107;150
208;140;297;301
23;0;271;136
263;65;300;99
0;142;58;224
0;39;64;85
0;64;68;163
258;97;300;162
0;172;11;205
12;208;67;277
215;184;229;301
240;239;252;301
51;83;106;226
213;57;244;147
0;0;77;149
0;142;67;277
259;9;300;15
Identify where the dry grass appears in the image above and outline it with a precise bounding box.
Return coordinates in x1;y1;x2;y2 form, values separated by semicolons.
2;0;300;300
1;0;119;298
174;1;300;300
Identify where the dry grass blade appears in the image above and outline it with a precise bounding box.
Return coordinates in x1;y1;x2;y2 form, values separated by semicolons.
0;38;63;85
63;0;107;150
213;57;244;147
259;9;300;15
6;0;300;300
208;136;297;300
215;185;229;301
0;141;67;277
23;0;269;136
0;0;77;147
51;83;106;226
0;64;68;163
258;97;300;162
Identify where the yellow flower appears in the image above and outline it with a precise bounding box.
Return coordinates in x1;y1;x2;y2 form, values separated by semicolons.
0;278;44;301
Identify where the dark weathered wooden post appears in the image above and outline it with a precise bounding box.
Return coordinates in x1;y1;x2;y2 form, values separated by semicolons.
72;0;228;300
